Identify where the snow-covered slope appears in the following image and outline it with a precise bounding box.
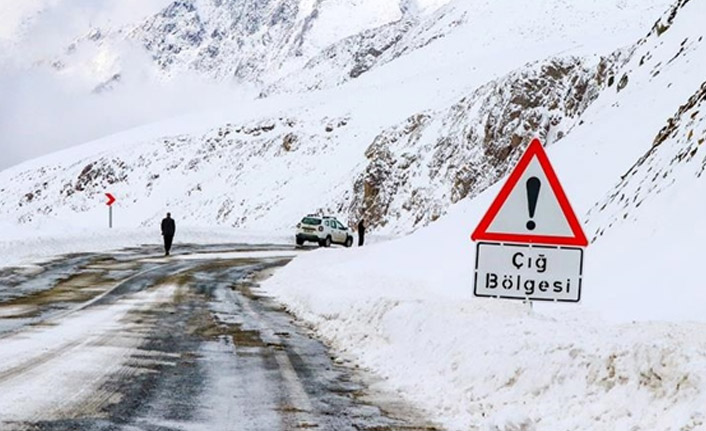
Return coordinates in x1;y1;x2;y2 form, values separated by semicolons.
47;0;413;89
350;55;621;229
0;53;622;233
260;1;706;429
0;0;672;233
3;1;706;429
43;0;669;93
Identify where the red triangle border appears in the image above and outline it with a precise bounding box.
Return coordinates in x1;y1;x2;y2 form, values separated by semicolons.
471;138;588;247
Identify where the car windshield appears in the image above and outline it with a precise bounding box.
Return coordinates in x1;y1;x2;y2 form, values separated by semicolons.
301;217;322;226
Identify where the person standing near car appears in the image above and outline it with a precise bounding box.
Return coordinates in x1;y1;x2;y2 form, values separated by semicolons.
357;218;365;247
161;212;176;256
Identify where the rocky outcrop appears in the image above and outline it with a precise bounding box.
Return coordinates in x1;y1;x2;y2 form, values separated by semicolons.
587;80;706;242
0;52;628;233
53;0;465;94
348;55;622;230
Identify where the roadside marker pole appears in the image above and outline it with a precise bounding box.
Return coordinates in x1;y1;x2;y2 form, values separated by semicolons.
105;193;116;229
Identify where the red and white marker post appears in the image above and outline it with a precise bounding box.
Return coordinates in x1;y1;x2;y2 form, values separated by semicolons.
105;193;116;228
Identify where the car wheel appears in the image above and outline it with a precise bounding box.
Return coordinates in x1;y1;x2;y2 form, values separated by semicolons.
296;237;304;246
323;236;332;248
345;236;353;248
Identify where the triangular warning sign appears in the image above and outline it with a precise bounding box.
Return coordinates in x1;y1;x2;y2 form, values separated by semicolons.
471;138;588;247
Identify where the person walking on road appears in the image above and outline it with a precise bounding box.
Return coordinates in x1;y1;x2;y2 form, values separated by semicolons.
161;212;176;256
357;218;366;247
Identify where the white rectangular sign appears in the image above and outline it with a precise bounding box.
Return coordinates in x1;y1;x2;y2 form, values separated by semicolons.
474;242;583;302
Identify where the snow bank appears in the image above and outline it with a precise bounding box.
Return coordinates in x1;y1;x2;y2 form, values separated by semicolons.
262;198;706;430
262;212;706;430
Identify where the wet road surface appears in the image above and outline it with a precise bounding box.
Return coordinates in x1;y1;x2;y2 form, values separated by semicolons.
0;244;439;431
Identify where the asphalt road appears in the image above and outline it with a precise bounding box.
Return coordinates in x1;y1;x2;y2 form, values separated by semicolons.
0;244;439;431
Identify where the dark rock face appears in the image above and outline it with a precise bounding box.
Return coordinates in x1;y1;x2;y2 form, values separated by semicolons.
69;159;129;195
650;0;691;37
587;80;706;243
348;55;621;230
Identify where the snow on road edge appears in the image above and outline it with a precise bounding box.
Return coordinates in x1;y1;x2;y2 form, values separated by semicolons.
261;236;706;431
0;225;289;269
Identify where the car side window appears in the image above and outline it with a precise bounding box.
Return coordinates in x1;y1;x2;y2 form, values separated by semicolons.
337;221;345;230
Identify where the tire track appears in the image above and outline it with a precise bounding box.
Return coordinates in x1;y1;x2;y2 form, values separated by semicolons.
0;247;440;431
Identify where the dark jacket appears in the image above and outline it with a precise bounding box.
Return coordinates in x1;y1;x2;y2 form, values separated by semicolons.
161;217;176;236
357;220;365;233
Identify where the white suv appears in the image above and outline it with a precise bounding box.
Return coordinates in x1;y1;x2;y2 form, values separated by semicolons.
296;215;354;247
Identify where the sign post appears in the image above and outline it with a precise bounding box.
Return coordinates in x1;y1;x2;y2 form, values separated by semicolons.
105;193;116;228
471;138;588;303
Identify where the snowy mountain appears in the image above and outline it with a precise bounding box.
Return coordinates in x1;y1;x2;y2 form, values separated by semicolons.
258;1;706;430
49;0;420;90
350;54;621;229
0;0;674;234
0;53;622;233
45;0;665;92
3;1;706;429
586;0;706;242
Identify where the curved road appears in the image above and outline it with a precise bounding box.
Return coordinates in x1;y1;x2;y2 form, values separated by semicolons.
0;244;439;431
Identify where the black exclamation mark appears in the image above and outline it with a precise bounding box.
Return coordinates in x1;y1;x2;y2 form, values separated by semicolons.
526;177;541;231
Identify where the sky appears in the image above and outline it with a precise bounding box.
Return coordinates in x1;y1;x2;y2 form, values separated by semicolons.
0;0;252;171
